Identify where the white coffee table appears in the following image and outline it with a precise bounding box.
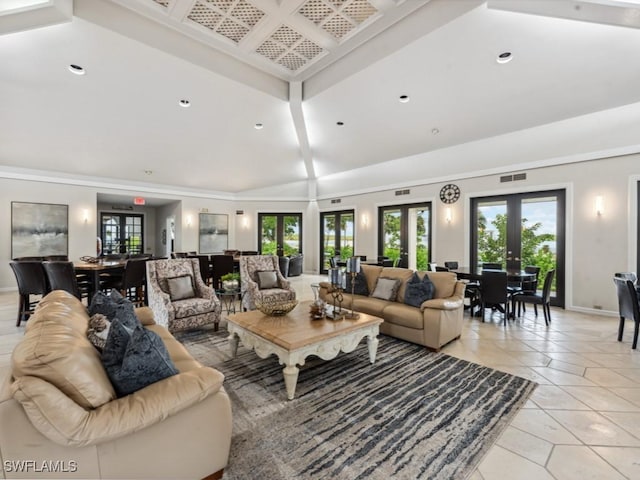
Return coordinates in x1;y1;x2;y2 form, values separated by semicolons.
226;301;383;400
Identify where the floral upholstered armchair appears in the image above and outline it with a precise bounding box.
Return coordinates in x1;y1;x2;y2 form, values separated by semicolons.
239;255;296;311
146;258;222;332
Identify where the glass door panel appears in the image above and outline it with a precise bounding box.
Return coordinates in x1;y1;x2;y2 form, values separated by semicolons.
258;213;302;257
319;210;354;273
475;200;508;269
100;213;144;255
379;203;431;270
521;196;558;295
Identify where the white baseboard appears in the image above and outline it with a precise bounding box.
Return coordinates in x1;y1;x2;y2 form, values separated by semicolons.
565;305;618;317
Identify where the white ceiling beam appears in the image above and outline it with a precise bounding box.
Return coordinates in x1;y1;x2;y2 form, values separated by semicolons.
289;81;316;179
0;0;72;35
488;0;640;29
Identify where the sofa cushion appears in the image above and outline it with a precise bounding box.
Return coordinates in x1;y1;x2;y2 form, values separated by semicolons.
379;267;414;303
172;297;219;319
102;319;179;397
167;274;196;301
12;290;116;408
371;277;401;301
404;272;435;307
382;303;425;330
420;271;458;299
257;270;278;289
352;296;390;318
346;270;369;296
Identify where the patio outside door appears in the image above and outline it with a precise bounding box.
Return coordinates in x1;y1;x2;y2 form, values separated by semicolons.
378;203;431;270
258;213;302;256
471;190;565;307
100;213;143;255
319;210;355;274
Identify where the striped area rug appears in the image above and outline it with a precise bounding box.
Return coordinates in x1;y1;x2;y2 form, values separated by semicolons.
176;328;536;480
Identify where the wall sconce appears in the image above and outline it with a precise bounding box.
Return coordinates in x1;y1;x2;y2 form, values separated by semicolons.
186;215;193;227
242;215;250;229
82;209;89;223
361;214;369;228
595;195;604;217
445;207;452;224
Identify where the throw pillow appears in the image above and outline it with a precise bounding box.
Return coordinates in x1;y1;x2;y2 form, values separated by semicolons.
257;270;278;289
89;290;140;329
87;313;111;351
404;272;435;308
102;319;179;397
167;274;195;301
346;270;369;296
371;277;401;301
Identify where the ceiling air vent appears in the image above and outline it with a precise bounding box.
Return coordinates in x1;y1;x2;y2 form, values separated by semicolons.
513;173;527;181
395;189;410;196
236;210;244;215
500;175;513;183
331;198;341;204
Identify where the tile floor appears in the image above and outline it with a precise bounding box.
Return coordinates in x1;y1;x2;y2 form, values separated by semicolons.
1;274;639;480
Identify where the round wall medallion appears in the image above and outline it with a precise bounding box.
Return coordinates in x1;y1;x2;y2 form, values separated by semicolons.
439;184;460;204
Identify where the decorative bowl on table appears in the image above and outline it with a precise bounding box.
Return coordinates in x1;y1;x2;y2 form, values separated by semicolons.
255;299;298;316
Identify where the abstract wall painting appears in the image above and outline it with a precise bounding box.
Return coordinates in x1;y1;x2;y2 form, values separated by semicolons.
199;213;228;254
11;202;69;258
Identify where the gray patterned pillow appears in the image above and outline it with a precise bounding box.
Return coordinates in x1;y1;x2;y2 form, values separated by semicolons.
167;274;195;301
87;313;111;351
102;319;179;397
89;290;140;329
404;272;435;307
371;277;401;301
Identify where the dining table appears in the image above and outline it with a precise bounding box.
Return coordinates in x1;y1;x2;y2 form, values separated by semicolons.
450;267;536;283
74;260;126;300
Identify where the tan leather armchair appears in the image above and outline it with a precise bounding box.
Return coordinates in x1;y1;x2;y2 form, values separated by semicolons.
0;290;232;479
146;258;222;332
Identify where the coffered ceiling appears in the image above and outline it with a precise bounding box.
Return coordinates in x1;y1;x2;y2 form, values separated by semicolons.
1;0;640;199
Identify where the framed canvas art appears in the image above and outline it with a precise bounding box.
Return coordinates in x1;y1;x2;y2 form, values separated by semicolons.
199;213;228;254
11;202;69;258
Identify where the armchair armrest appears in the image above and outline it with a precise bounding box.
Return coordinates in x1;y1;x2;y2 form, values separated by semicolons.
420;297;464;311
134;306;156;326
11;367;225;448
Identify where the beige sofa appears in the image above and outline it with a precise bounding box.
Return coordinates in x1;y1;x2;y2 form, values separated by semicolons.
0;290;232;480
320;266;465;351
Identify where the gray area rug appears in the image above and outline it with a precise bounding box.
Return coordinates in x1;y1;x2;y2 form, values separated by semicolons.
175;328;536;480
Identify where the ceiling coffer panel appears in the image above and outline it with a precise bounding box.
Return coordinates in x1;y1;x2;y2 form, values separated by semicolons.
255;25;325;72
298;0;378;40
186;0;265;44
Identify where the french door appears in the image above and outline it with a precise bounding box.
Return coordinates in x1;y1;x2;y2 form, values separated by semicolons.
320;210;355;273
471;190;565;307
100;213;144;255
258;213;302;256
378;203;431;270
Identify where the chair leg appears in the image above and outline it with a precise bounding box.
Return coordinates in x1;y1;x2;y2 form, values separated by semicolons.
633;321;639;349
618;316;625;341
542;302;549;326
16;294;26;326
481;301;485;322
534;304;538;316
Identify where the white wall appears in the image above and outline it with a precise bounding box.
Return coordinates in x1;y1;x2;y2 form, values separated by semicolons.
2;154;638;315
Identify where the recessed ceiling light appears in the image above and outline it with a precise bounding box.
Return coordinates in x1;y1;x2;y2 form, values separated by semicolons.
431;128;440;135
254;123;264;130
68;64;85;75
399;95;410;103
178;99;191;108
496;52;513;64
336;121;344;126
144;170;153;175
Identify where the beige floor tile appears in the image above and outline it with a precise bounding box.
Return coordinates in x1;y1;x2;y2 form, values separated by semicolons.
582;353;640;369
601;412;640;439
491;340;536;352
509;409;581;445
591;446;640;479
507;351;552;367
613;368;640;384
545;352;604;368
547;359;586;376
609;388;640;409
585;368;640;388
477;445;556;480
496;426;553;466
490;365;553;385
547;445;627;480
467;471;484;480
561;386;640;412
522;341;572;353
548;410;640;446
531;367;596;386
530;385;591;410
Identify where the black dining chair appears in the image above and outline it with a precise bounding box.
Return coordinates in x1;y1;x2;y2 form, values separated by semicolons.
511;270;555;326
480;270;510;325
191;255;213;286
42;261;86;300
211;254;235;290
482;262;502;270
9;261;48;326
115;258;148;307
511;266;541;315
435;266;449;272
612;277;639;350
444;261;459;270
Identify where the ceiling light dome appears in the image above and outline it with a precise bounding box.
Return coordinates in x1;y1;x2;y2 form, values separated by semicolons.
68;64;85;75
178;99;191;108
496;52;513;64
399;95;410;103
254;123;264;129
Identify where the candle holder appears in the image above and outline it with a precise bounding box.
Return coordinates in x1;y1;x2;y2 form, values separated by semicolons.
327;267;345;320
344;257;361;319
